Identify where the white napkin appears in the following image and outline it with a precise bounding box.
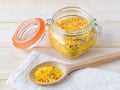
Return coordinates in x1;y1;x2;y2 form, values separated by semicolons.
7;51;120;90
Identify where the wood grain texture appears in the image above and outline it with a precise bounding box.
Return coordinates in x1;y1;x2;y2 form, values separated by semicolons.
0;79;15;90
0;0;120;90
0;0;119;22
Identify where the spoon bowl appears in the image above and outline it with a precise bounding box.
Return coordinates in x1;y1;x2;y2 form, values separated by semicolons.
29;61;69;85
29;52;120;85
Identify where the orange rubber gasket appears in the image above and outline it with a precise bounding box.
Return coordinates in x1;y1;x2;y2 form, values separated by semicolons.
12;18;45;49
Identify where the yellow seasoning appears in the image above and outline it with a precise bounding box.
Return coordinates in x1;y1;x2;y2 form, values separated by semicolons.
34;66;63;83
56;16;89;31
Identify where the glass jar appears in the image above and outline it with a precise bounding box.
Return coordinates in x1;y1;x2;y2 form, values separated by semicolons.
47;7;101;58
12;6;101;58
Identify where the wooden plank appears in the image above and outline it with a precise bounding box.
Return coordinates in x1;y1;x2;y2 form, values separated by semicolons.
0;79;15;90
0;0;79;22
0;22;120;47
0;0;119;22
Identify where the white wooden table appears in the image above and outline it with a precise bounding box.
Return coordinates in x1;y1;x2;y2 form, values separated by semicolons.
1;0;120;90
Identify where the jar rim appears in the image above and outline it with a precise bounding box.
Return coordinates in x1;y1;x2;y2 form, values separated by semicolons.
52;6;95;36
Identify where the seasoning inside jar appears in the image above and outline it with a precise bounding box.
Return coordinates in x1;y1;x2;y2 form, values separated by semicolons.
48;15;97;58
56;15;90;32
34;66;63;83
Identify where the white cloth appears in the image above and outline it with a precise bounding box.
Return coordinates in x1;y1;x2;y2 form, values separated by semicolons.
7;51;120;90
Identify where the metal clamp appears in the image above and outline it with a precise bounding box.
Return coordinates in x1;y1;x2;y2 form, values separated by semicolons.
46;19;53;26
95;23;102;37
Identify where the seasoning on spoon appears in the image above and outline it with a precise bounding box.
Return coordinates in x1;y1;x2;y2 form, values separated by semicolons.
34;66;63;83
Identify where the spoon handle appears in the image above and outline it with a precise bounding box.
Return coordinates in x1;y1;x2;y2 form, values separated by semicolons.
68;52;120;72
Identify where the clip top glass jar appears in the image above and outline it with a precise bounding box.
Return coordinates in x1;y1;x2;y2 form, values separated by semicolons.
12;6;102;58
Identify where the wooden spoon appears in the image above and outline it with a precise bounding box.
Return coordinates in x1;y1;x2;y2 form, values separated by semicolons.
29;52;120;85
